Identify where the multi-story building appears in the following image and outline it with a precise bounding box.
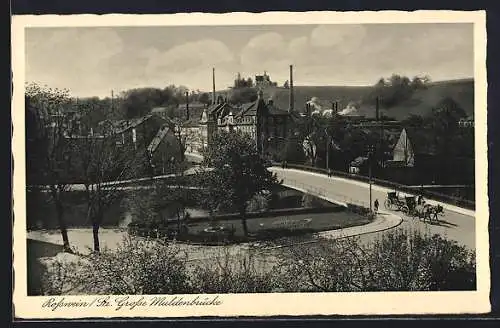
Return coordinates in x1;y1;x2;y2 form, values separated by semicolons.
185;89;297;156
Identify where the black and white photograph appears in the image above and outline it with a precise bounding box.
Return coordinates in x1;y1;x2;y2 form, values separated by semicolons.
12;11;489;318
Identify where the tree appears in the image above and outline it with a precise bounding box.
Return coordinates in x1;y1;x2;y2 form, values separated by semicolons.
198;130;281;236
72;131;146;252
25;82;76;252
365;74;431;108
166;119;187;163
233;73;254;89
198;92;211;106
229;87;258;105
126;159;191;237
120;87;181;119
428;97;468;184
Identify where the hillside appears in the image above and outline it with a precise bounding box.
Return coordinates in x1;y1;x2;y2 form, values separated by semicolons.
216;79;474;121
373;79;474;120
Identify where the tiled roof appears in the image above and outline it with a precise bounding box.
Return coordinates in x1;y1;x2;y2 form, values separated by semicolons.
178;102;207;109
147;124;171;154
151;107;169;113
350;156;369;167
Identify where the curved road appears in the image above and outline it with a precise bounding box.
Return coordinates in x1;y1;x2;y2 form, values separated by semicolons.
269;167;476;250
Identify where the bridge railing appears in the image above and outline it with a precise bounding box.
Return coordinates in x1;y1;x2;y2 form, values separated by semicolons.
283;177;370;210
273;162;475;210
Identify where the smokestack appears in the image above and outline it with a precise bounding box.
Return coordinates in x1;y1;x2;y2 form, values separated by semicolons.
289;65;294;113
212;67;216;105
376;96;380;121
185;91;190;121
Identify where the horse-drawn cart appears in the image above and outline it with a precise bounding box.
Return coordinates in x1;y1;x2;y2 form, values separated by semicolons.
384;191;445;223
384;192;406;211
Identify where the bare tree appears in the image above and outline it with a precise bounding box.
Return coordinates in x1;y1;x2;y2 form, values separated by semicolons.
168;119;187;162
25;83;76;252
72;123;148;252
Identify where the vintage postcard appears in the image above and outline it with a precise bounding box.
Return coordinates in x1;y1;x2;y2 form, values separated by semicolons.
12;11;489;318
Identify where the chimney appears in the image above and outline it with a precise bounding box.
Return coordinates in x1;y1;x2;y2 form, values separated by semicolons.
185;91;190;121
289;65;294;113
212;67;216;105
376;96;380;121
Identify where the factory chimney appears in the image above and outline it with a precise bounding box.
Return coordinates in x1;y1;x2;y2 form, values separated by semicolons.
289;65;294;113
185;91;190;121
212;67;216;105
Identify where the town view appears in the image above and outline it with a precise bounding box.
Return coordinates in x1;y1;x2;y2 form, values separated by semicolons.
24;23;476;295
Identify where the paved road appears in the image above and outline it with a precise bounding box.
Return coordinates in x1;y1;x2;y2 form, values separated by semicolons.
269;167;476;250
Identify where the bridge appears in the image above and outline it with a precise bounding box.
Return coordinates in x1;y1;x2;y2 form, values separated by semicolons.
183;152;475;249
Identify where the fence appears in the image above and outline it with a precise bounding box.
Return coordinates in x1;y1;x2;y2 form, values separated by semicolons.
274;162;475;210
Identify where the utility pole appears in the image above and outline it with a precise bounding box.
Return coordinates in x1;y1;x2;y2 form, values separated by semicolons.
367;144;375;212
325;128;330;171
185;91;190;121
110;90;114;120
376;96;385;168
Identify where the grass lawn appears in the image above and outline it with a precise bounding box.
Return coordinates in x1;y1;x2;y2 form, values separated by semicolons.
184;209;371;237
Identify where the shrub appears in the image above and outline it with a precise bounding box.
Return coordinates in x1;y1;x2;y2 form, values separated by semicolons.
275;228;476;292
67;236;192;295
38;254;86;295
37;229;475;295
190;248;279;293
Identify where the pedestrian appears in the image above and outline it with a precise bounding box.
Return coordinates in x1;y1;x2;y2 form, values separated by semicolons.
328;168;332;178
374;199;379;214
281;160;285;169
284;160;288;169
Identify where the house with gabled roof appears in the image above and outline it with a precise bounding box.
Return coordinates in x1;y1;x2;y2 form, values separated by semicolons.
195;89;297;155
385;127;436;168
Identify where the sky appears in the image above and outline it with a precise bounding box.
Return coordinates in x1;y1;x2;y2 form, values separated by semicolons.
25;23;474;99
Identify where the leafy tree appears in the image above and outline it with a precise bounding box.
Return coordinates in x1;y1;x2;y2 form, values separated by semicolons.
233;73;254;89
25;82;76;252
428;97;468;183
198;92;211;106
126;160;191;235
229;87;257;105
277;137;306;164
365;74;430;108
197;130;281;236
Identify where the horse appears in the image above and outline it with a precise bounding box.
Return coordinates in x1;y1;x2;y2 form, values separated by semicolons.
423;204;444;224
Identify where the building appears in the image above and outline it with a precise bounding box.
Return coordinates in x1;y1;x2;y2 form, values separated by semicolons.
255;71;277;88
192;90;297;156
349;156;369;174
459;115;474;128
385;127;436;169
147;124;182;175
151;107;171;120
177;66;298;156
